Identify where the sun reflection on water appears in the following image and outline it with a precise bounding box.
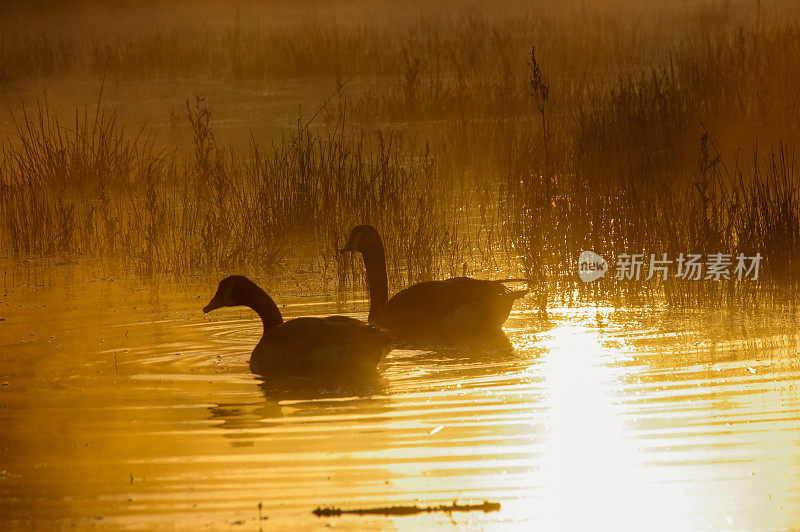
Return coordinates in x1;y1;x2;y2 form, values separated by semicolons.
533;324;687;531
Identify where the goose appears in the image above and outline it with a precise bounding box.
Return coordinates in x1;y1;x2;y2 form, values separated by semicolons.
203;275;390;375
340;225;528;342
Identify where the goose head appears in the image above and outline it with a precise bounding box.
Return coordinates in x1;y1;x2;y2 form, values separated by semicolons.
203;275;257;313
340;224;381;254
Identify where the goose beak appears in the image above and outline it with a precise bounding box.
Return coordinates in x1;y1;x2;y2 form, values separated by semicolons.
203;296;222;313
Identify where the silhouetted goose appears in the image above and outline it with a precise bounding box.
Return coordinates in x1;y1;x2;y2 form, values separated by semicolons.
341;225;528;342
203;275;390;375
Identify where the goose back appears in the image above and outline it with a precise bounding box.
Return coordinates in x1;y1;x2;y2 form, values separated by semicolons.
250;316;390;375
373;277;526;340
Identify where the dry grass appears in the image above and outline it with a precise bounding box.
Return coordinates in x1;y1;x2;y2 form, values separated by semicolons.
0;97;466;288
1;0;799;306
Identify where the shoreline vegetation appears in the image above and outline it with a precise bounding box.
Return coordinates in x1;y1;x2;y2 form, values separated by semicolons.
1;1;799;306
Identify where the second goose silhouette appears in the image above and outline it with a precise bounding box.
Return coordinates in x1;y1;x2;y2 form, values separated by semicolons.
341;225;527;342
204;275;390;375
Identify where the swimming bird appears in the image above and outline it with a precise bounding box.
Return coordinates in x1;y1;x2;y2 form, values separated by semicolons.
340;225;528;342
203;275;390;375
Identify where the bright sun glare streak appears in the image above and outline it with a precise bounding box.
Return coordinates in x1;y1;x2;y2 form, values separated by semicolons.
530;324;687;531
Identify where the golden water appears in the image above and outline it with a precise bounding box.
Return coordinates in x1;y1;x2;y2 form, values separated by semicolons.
1;267;799;530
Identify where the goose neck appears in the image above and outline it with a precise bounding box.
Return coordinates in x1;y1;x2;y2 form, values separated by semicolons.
361;242;389;320
245;285;284;334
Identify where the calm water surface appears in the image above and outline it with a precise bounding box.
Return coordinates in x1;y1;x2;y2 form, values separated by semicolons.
1;267;799;530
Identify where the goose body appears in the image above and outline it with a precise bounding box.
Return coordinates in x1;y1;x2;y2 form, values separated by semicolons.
341;225;527;342
204;276;390;375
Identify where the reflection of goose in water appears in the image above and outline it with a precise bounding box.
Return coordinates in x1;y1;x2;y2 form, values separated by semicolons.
203;276;391;375
341;225;527;344
207;401;284;447
394;339;524;373
207;373;388;446
257;370;387;401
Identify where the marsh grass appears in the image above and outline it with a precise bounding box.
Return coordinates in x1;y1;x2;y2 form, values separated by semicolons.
2;1;800;306
1;99;139;259
0;96;467;290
